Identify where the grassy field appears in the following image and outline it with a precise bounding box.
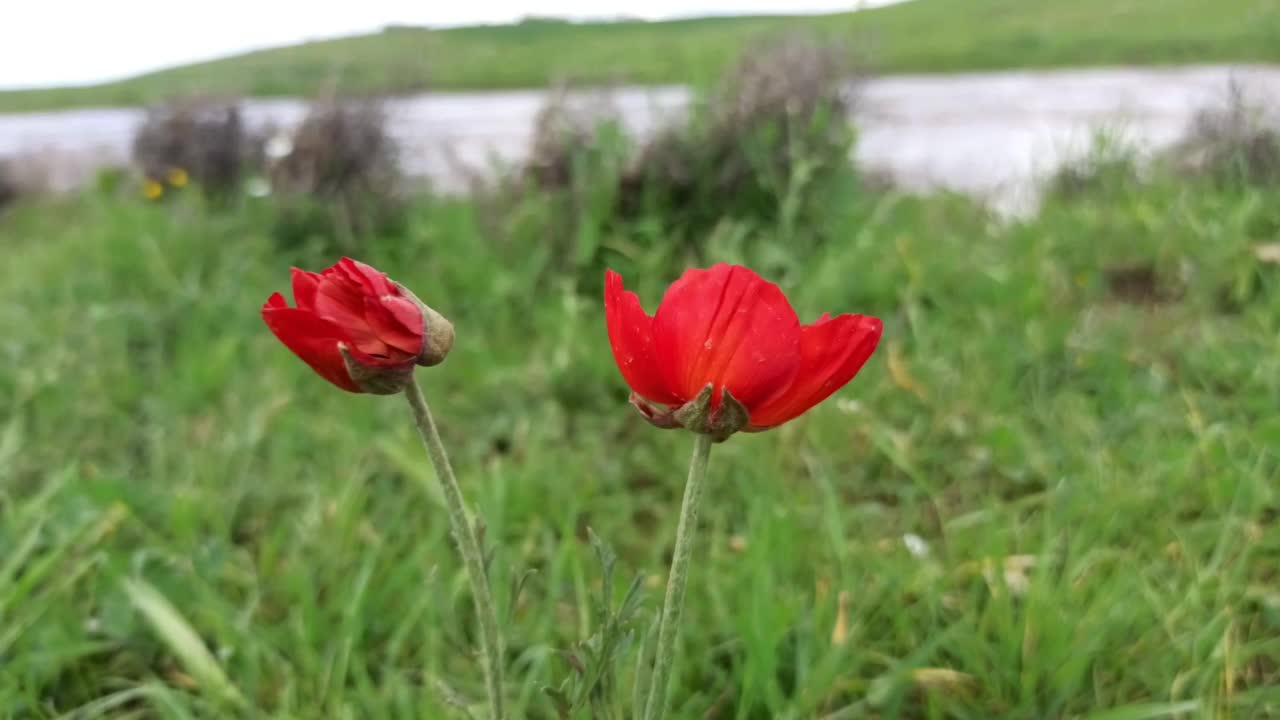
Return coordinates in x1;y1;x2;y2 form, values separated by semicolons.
2;0;1280;112
2;139;1280;717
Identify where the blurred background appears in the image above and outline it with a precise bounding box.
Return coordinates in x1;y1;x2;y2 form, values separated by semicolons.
2;1;1280;717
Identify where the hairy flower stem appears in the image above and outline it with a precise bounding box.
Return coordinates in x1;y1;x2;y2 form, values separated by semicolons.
643;433;713;720
404;375;505;719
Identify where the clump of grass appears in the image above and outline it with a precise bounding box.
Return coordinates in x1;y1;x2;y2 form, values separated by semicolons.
131;95;256;197
523;84;625;192
0;159;18;212
1045;131;1142;201
468;83;632;289
488;34;867;289
620;33;861;237
268;97;399;202
266;95;406;255
1170;82;1280;187
0;151;63;212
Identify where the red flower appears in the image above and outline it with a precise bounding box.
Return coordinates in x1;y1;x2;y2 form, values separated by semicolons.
604;263;881;435
262;258;453;394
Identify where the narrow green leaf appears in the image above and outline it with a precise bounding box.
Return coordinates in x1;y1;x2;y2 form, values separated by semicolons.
122;579;244;707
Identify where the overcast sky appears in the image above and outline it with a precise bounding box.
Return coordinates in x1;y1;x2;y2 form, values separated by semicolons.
0;1;905;89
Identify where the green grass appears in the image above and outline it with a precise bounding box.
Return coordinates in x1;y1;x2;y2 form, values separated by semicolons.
2;153;1280;718
3;0;1280;112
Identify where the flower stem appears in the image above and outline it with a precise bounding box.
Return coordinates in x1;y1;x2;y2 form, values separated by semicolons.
404;375;505;720
643;433;713;720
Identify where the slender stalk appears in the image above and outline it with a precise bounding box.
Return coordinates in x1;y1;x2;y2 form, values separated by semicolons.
404;375;505;720
643;433;713;720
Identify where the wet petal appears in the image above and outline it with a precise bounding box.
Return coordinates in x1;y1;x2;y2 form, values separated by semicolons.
652;264;801;408
605;269;681;405
750;313;882;428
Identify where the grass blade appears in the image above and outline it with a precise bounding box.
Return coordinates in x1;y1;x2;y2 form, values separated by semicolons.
122;578;245;708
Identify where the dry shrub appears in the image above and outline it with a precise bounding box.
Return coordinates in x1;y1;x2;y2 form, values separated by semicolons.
472;34;863;290
467;83;631;285
0;151;63;212
132;96;255;195
268;97;399;201
619;33;860;230
1045;132;1141;201
266;96;405;253
0;160;18;211
1170;82;1280;186
710;32;857;148
490;34;863;286
523;84;624;191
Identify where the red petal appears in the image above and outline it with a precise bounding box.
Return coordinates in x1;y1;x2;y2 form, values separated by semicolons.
364;295;422;359
261;302;362;393
335;257;398;297
382;294;423;335
265;292;289;310
290;268;321;310
604;270;681;405
313;269;380;351
652;264;801;408
326;257;367;288
749;313;882;428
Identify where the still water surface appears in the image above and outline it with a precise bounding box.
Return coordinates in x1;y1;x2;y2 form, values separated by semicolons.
2;65;1278;214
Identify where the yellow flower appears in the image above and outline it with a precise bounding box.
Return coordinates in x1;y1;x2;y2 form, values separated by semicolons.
142;179;164;200
166;167;189;188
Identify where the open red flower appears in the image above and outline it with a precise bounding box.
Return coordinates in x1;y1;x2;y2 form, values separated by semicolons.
262;257;453;394
605;263;881;436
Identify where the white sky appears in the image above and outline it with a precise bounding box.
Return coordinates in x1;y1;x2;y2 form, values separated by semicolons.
0;1;904;89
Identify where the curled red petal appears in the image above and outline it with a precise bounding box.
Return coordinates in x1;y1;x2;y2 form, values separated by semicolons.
652;264;802;409
749;313;882;428
313;273;365;322
605;269;681;406
312;275;381;353
382;294;423;336
363;295;422;359
261;301;362;393
325;257;366;288
290;268;321;310
334;257;398;297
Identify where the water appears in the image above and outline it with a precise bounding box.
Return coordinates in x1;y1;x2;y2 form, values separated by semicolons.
2;64;1279;214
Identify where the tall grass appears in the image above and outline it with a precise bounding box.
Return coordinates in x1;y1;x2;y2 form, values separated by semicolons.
2;127;1279;716
3;42;1280;715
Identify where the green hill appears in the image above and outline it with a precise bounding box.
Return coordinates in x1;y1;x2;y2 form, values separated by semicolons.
2;0;1278;112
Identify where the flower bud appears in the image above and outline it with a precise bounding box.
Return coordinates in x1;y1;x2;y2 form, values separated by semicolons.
262;257;456;394
628;384;749;442
397;283;454;367
339;345;414;395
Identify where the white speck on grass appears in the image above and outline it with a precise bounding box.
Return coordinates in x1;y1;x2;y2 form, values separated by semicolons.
903;533;930;558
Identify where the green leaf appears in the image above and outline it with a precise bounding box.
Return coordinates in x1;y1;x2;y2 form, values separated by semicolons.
122;579;244;708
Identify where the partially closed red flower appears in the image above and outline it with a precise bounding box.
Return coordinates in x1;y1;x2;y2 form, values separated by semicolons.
262;257;454;394
605;263;881;436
